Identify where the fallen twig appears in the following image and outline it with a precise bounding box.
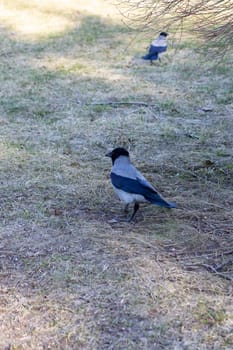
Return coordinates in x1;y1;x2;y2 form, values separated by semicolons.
130;236;161;251
199;200;232;211
184;262;233;282
215;259;233;272
175;248;233;259
87;101;156;107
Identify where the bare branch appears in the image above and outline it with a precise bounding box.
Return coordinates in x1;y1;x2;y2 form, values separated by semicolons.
184;262;233;281
115;0;233;50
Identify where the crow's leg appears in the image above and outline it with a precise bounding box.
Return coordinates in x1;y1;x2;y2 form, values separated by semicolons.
129;203;139;221
124;203;130;213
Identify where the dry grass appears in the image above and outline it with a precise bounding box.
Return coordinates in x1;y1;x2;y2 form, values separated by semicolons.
0;0;233;349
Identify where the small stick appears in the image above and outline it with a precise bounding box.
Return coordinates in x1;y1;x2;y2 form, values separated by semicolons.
215;259;233;272
87;101;156;107
184;262;233;282
130;236;161;251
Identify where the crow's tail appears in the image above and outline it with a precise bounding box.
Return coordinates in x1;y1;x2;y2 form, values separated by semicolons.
146;193;176;208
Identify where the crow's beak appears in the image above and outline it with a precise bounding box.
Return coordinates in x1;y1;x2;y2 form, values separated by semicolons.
105;151;112;157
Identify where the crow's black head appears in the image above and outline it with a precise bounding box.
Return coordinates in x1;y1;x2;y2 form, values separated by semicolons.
106;147;129;164
160;32;168;37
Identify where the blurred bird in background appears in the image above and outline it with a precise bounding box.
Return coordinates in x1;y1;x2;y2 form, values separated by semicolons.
142;32;168;64
106;148;176;221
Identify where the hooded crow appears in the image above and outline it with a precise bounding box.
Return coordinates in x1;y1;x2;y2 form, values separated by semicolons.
106;147;176;221
142;32;168;64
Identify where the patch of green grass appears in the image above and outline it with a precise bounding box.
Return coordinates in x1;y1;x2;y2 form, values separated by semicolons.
194;301;226;326
216;148;231;157
91;105;111;113
216;93;233;105
159;100;180;115
31;70;59;83
58;62;88;74
224;163;233;170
